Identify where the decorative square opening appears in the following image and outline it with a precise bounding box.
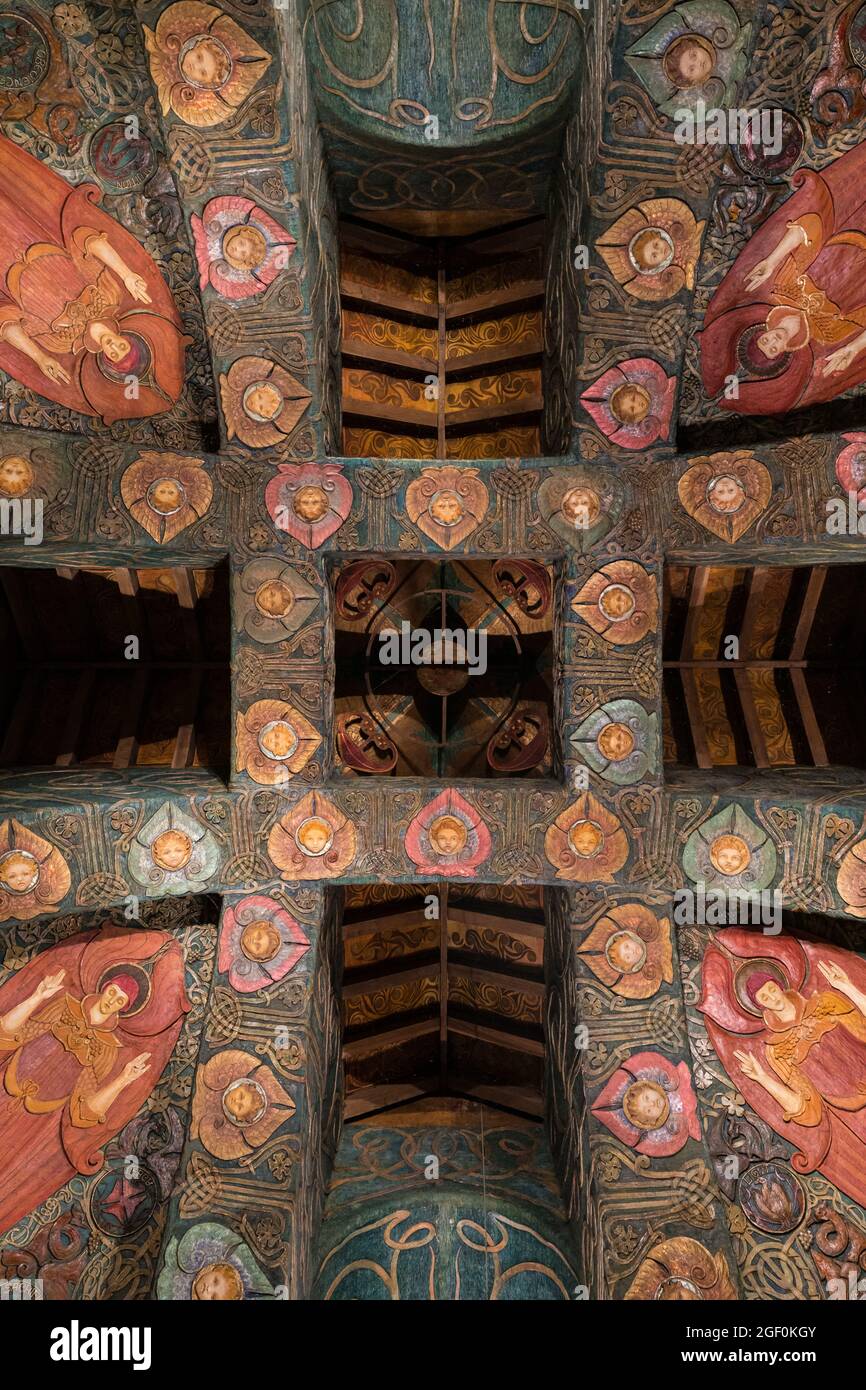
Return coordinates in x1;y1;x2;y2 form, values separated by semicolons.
332;556;555;778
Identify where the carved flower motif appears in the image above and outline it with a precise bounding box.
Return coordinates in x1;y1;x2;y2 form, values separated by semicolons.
0;819;71;922
591;1050;700;1156
577;903;673;999
624;1237;737;1301
219;356;311;447
268;792;356;881
572;560;658;645
835;433;866;500
157;1222;274;1300
218;893;310;992
544;792;629;882
683;804;777;892
144;2;271;129
537;469;623;551
404;789;492;878
837;833;866;918
571;698;658;786
677;451;771;543
235;699;321;785
127;803;220;895
235;558;320;644
597;198;705;302
624;2;750;120
266;463;352;548
580;358;675;449
192;196;295;300
191;1050;295;1160
405;466;489;550
121;452;213;544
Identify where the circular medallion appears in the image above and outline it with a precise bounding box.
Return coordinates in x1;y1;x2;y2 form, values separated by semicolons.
0;848;39;895
258;719;299;762
222;223;267;272
295;816;333;857
191;1262;244;1301
255;579;294;619
597;721;635;762
561;485;601;530
0;455;33;498
568;820;604;858
709;832;751;877
610;382;651;426
151;829;193;872
738;1161;806;1233
89;1159;159;1239
598;583;636;623
429;814;468;856
147;478;186;517
89;120;156;192
292;485;329;522
240;919;282;963
604;929;647;975
733;109;805;182
222;1077;268;1128
243;381;284;423
628;226;675;276
429;490;464;528
0;15;50;91
707;474;746;515
178;33;234;92
623;1079;670;1131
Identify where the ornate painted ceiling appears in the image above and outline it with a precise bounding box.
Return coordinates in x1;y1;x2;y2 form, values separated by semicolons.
1;0;866;1315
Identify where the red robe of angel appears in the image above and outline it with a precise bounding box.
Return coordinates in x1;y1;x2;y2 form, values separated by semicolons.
0;924;188;1238
700;928;866;1205
0;133;189;424
701;144;866;414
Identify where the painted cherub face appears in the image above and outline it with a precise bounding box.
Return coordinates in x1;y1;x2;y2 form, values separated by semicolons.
598;583;635;622
631;229;673;273
0;849;39;894
429;490;464;527
0;455;33;497
755;979;786;1012
709;833;751;877
429;815;468;856
664;35;715;88
151;829;193;872
192;1262;243;1301
561;486;600;529
568;820;604;858
610;383;651;426
99;982;131;1016
295;816;333;856
147;478;186;515
623;1080;669;1130
258;720;298;761
244;382;283;422
223;225;267;271
179;36;233;90
255;579;294;618
605;930;646;974
240;920;282;963
222;1079;266;1126
656;1277;702;1301
292;485;329;522
597;722;635;762
707;474;746;514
